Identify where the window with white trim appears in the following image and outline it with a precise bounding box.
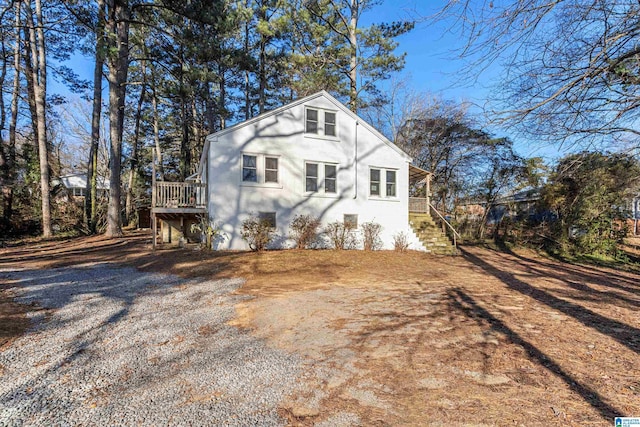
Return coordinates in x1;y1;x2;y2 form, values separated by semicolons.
324;112;336;137
305;162;318;192
386;170;396;197
306;108;318;134
370;169;381;196
370;167;398;198
241;153;280;186
305;107;338;138
265;157;278;183
324;164;337;193
305;161;338;194
242;155;257;182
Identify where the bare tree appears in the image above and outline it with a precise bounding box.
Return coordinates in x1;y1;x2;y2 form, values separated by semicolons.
440;0;640;148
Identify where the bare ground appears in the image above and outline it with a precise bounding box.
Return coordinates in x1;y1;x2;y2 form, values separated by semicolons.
1;231;639;425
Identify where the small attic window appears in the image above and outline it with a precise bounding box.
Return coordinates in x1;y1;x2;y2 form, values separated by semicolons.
305;107;338;138
306;108;318;134
324;112;336;136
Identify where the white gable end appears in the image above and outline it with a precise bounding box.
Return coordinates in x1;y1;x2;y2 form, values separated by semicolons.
201;91;424;251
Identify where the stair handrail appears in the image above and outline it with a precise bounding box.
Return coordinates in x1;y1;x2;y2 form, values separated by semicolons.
429;202;461;249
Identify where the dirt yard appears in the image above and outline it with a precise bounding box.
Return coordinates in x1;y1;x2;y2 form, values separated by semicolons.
1;231;639;425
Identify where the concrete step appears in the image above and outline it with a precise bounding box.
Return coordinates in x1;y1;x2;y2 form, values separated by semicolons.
409;215;457;255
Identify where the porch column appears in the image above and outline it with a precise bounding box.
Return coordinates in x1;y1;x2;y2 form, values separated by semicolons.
426;174;431;212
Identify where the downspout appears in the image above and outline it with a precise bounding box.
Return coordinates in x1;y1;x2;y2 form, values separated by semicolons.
353;121;359;199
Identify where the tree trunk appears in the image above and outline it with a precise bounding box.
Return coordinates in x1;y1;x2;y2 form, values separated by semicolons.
86;0;106;234
105;0;130;238
218;66;226;130
27;0;51;237
243;8;251;120
258;4;267;115
125;60;146;225
151;75;164;179
4;1;21;225
179;54;190;180
348;0;358;112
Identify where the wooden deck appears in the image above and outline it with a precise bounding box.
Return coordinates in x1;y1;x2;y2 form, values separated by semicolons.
151;181;208;248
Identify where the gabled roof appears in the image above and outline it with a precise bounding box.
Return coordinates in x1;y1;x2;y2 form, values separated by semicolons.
198;91;412;175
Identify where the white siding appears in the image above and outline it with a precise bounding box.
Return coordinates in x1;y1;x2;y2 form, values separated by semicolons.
205;93;424;250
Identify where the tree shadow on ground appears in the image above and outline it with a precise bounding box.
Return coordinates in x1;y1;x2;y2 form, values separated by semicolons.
445;287;622;420
461;247;640;355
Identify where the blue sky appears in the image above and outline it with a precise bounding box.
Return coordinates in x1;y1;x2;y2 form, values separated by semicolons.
361;1;567;161
51;1;566;162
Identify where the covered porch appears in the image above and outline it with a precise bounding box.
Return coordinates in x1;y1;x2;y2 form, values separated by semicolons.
408;164;432;214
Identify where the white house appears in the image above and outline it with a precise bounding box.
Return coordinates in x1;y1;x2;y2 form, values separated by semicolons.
54;173;109;198
152;91;454;252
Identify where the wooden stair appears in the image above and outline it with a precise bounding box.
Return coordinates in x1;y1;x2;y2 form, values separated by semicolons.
409;213;458;255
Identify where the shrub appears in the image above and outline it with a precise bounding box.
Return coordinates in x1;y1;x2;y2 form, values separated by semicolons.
361;221;382;251
241;215;275;251
190;216;225;249
393;231;410;252
325;220;358;250
289;214;321;249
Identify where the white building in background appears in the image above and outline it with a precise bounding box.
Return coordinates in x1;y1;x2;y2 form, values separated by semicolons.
152;91;447;251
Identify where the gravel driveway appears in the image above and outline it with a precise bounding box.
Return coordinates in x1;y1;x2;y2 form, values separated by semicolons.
0;264;302;426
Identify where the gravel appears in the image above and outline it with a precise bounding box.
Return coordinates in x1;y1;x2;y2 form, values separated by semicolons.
0;264;303;426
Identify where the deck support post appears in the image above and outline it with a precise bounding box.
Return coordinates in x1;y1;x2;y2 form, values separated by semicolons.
152;212;157;249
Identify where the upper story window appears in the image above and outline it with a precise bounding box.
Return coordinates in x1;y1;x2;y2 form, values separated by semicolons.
370;169;381;196
265;157;278;183
370;167;398;198
242;155;257;182
306;109;318;133
305;161;338;195
241;153;280;186
305;162;318;192
325;164;337;193
324;112;336;137
305;107;338;138
386;170;396;197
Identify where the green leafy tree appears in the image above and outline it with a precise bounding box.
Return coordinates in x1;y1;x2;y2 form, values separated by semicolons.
542;151;640;257
296;0;414;111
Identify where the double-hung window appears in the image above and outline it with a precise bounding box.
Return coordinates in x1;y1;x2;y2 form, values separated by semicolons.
305;161;338;194
265;157;278;183
306;109;318;134
386;170;396;197
370;169;381;196
324;164;337;193
324;112;336;137
305;163;318;192
242;153;279;186
305;107;337;138
242;155;258;182
370;167;397;198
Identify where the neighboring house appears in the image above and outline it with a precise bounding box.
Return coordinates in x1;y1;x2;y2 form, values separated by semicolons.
151;91;453;252
487;188;542;223
54;173;109;198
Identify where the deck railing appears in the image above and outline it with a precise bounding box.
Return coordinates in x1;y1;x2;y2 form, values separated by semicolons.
153;181;207;209
409;197;429;213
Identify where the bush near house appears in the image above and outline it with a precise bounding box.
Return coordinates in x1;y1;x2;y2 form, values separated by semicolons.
241;215;276;251
289;214;321;249
325;221;359;250
361;221;382;251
